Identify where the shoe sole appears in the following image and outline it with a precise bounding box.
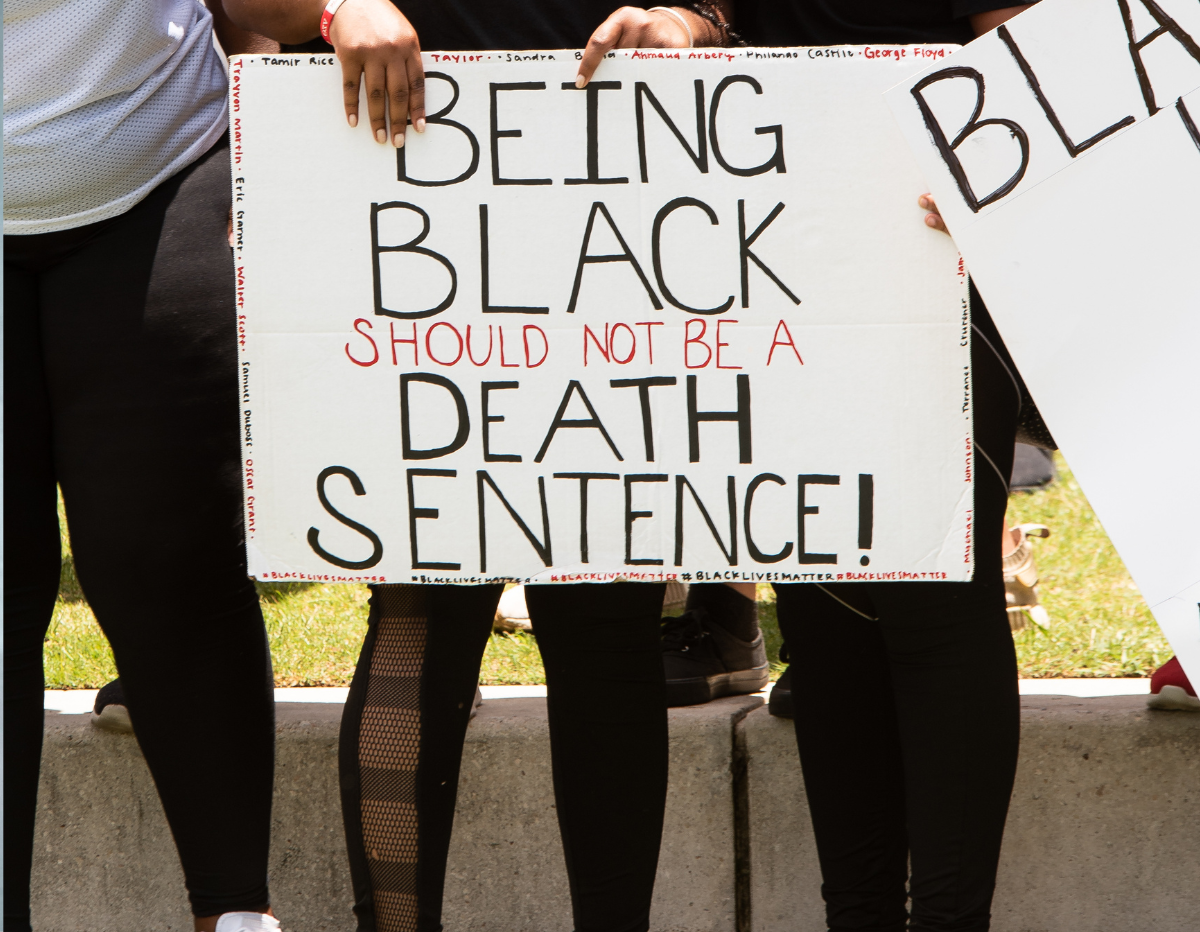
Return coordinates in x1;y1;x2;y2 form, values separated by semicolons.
665;664;770;707
1147;685;1200;712
91;705;134;734
767;688;793;719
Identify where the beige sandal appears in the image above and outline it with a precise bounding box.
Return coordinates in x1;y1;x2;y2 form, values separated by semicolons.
1003;523;1051;631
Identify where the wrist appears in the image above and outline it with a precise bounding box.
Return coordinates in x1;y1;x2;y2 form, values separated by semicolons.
681;10;721;47
647;7;694;47
319;0;351;42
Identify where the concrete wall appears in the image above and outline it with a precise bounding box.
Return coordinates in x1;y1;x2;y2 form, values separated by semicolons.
33;696;760;932
742;696;1200;932
33;695;1200;932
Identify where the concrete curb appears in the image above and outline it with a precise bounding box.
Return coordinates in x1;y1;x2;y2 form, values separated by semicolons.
34;695;1199;932
743;696;1200;932
34;696;762;932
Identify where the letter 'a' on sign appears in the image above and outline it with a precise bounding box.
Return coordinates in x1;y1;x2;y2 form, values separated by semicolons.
233;49;974;584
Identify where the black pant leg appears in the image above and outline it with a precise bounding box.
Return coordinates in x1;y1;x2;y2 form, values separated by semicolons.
868;580;1017;932
773;583;909;932
774;291;1021;932
873;295;1019;932
2;253;65;932
24;140;276;917
526;582;668;932
340;583;500;932
416;584;503;927
340;589;391;932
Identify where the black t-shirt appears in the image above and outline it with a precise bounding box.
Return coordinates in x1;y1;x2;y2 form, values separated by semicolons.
737;0;1031;47
288;0;625;53
397;0;624;51
291;1;1037;54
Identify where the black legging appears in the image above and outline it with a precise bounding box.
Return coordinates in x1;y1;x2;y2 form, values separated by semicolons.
774;293;1021;932
3;139;276;928
339;581;669;932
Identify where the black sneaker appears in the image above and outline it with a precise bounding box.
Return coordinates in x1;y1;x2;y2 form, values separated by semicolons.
661;609;769;707
91;678;134;734
768;666;793;719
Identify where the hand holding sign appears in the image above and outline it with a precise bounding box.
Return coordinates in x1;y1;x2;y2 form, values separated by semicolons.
326;0;426;145
576;4;732;87
918;194;947;233
223;0;428;146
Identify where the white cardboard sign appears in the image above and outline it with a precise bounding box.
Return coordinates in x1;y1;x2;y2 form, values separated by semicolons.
886;0;1200;684
233;48;970;586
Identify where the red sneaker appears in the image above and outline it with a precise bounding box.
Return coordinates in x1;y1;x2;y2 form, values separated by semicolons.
1147;656;1200;712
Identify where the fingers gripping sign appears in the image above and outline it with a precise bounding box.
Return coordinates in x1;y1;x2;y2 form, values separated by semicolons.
576;5;706;88
919;193;948;234
325;0;426;146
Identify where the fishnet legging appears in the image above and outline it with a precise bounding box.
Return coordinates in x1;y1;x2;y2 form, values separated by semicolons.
341;583;500;932
357;585;426;931
340;581;669;932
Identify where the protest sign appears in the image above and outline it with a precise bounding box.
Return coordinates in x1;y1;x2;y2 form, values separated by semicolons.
886;0;1200;684
233;47;971;586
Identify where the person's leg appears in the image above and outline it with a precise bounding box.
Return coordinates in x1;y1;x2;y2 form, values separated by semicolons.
773;583;909;932
871;295;1020;932
339;583;501;932
2;247;66;932
868;576;1017;932
767;291;1021;932
37;140;277;922
525;582;668;932
683;581;758;639
790;571;1017;932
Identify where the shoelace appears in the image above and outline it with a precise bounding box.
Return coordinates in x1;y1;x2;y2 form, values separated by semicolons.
661;609;709;652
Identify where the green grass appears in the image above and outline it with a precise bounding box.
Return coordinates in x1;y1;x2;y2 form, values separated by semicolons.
43;455;1169;688
1005;457;1169;677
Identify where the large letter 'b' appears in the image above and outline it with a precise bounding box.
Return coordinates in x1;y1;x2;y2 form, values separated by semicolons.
911;67;1029;213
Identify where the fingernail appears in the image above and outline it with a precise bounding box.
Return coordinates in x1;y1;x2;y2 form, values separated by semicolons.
375;128;386;143
575;74;587;88
394;132;405;147
414;117;426;133
348;113;357;128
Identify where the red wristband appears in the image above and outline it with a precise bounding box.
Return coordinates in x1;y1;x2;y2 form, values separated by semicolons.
319;0;348;42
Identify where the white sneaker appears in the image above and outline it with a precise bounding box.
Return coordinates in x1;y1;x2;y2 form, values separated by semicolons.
214;913;281;932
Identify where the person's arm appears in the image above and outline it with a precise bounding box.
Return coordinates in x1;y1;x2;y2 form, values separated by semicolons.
969;5;1031;36
922;4;1032;231
208;0;280;55
221;0;424;147
577;3;735;87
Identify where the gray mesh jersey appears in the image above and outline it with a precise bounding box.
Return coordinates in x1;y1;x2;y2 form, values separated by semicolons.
3;0;228;234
